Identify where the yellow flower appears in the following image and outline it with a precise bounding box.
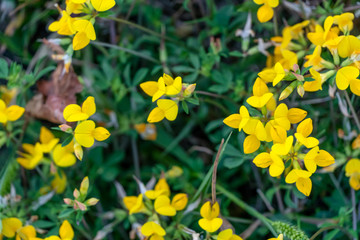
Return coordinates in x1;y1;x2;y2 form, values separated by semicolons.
268;233;283;240
247;78;274;108
290;20;310;39
336;66;360;96
253;151;284;177
304;68;322;92
1;218;22;238
279;50;298;70
304;147;335;173
74;120;110;148
243;134;261;154
223;106;250;131
51;170;67;194
271;136;293;156
123;194;145;215
59;220;74;240
17;143;43;169
52;143;76;167
90;0;116;12
63;96;96;122
274;103;291;130
217;229;243;240
253;0;279;23
1;218;36;240
0;99;25;124
0;86;17;105
134;123;157;140
285;169;312;196
162;73;183;96
147;99;178;123
337;35;360;58
141;221;166;240
145;178;170;199
171;193;188;211
198;201;223;233
345;159;360;190
272;62;285;86
72;20;96;51
66;0;84;14
304;46;324;70
294;118;319;148
154;195;176;216
140;77;166;102
48;10;76;36
307;16;336;46
39;127;60;153
266;122;286;143
287;107;307;124
334;12;354;33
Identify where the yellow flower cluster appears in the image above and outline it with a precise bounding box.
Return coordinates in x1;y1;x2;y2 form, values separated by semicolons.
61;96;111;160
0;218;74;240
123;176;189;240
48;0;116;50
140;73;196;123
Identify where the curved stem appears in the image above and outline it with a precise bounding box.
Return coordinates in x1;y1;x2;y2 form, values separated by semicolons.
309;226;353;240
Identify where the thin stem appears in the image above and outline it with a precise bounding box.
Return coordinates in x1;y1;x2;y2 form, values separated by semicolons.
329;173;349;204
216;184;277;236
309;225;353;240
90;41;160;63
344;91;360;132
212;138;224;204
351;188;357;240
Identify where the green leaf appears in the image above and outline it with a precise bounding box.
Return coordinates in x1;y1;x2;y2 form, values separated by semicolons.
0;58;8;78
182;101;189;114
61;135;73;147
132;68;149;86
229;51;243;57
33;220;56;228
58;209;75;218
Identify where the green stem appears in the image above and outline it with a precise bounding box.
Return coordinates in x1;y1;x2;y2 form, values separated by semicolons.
216;184;277;236
309;226;353;240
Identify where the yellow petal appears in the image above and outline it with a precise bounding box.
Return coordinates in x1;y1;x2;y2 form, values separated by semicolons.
1;218;22;238
253;77;269;96
257;4;274;23
90;0;116;12
73;20;96;40
17;225;36;240
270;125;287;143
304;147;318;173
296;118;313;137
274;103;290;130
73;32;90;51
253;152;272;168
336;66;359;90
147;107;165;123
141;222;166;237
345;159;360;175
338;35;360;58
269;152;284;177
92;127;110;141
287;108;307;124
140;81;159;96
218;229;233;240
51;170;67;194
198;218;223;233
74;120;95;148
154;195;176;216
272;136;293;155
166;76;182;95
273;62;285;86
53;144;76;167
152;77;166;102
171;193;188;211
200;201;220;219
59;220;74;239
349;173;360;190
350;79;360;96
244;134;260;154
267;0;279;8
296;177;312;196
63;104;88;122
81;96;96;118
315;150;335;167
5;105;25;122
223;114;241;129
247;93;273;108
157;99;178;121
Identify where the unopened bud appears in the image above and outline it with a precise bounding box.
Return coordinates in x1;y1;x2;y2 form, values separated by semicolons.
59;124;72;132
279;86;294;101
75;200;87;211
73;188;80;199
64;198;73;205
297;84;305;97
74;142;83;161
183;84;196;97
85;198;99;206
80;176;89;196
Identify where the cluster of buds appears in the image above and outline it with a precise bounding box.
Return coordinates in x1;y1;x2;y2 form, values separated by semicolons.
64;177;99;211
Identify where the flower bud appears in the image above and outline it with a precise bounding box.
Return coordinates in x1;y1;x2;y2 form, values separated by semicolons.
80;176;89;196
297;84;305;98
85;198;99;206
64;198;73;205
74;142;83;161
279;86;294;101
73;188;80;199
183;84;196;97
74;200;87;211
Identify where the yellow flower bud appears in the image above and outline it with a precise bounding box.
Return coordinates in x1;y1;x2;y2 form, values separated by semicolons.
80;176;89;196
184;84;196;97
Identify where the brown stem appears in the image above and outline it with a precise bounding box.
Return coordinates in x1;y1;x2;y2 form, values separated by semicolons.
212;138;224;205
